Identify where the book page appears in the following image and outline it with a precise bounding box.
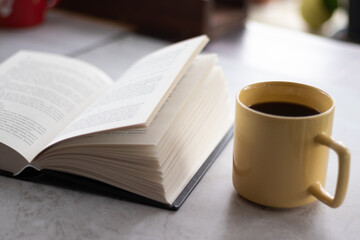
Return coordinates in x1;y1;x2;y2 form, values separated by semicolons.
0;51;113;162
51;35;209;143
48;54;218;149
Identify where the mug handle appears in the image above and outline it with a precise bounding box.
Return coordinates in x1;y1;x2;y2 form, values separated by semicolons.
308;133;350;208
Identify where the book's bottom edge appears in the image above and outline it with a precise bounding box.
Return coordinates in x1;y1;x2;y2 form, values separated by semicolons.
171;125;234;208
0;126;234;210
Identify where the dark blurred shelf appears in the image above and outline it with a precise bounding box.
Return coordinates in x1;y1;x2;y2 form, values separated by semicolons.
58;0;248;40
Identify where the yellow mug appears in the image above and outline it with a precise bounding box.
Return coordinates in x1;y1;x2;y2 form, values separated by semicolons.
233;81;350;208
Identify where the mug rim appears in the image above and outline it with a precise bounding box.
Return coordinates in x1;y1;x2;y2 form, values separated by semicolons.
237;81;335;120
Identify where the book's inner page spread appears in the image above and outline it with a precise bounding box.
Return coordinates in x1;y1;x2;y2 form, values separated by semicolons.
47;54;218;148
0;51;113;167
50;35;209;144
33;55;233;204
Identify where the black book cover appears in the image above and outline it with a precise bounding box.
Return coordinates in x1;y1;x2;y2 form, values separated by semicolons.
0;127;233;210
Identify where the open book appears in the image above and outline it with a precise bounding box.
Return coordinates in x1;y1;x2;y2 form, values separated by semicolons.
0;36;233;209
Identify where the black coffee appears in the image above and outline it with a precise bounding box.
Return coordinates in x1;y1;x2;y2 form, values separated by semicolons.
249;101;320;117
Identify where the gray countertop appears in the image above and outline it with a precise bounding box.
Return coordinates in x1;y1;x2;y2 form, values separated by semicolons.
0;9;359;240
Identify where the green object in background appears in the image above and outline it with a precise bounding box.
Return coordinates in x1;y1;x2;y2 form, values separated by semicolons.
301;0;338;29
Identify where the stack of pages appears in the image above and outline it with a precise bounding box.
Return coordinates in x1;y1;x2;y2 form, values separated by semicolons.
0;35;233;208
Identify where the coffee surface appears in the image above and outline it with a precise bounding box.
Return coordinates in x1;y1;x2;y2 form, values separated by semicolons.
249;101;320;117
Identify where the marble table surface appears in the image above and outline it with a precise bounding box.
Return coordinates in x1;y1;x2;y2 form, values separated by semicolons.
0;9;359;240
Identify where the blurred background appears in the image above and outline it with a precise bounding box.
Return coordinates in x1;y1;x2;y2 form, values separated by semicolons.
248;0;348;38
0;0;359;42
57;0;358;42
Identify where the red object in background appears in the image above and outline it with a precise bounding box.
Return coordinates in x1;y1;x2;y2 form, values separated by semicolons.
0;0;60;28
